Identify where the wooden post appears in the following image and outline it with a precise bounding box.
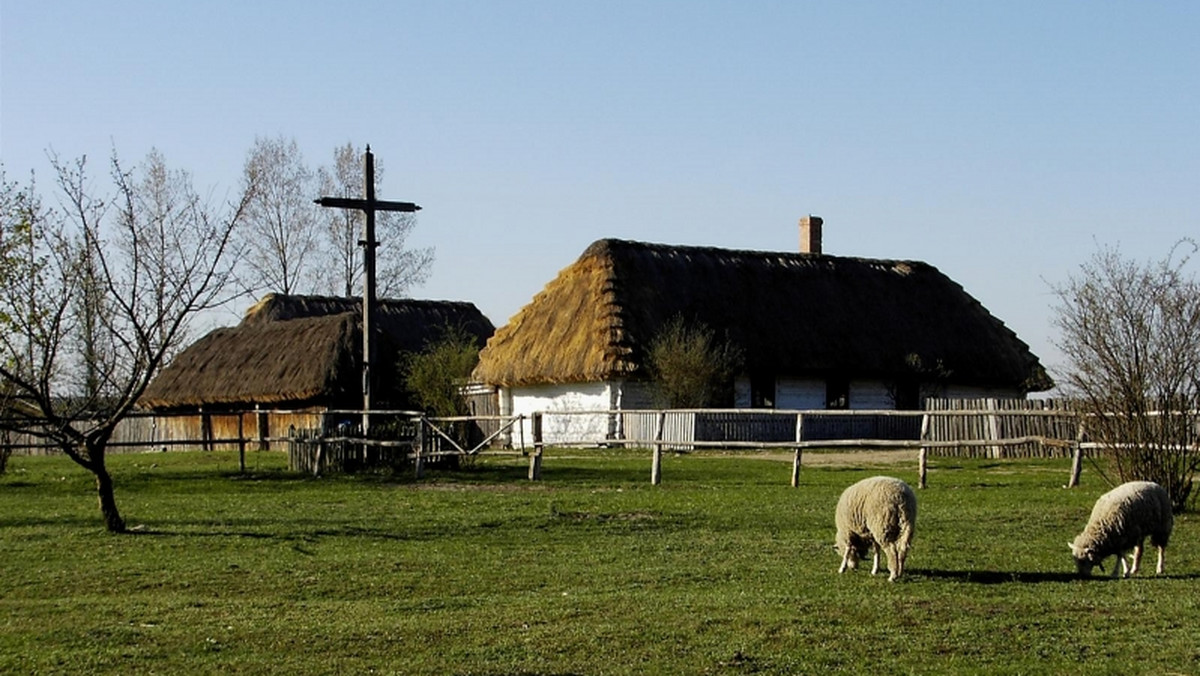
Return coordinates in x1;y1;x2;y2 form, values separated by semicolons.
256;407;268;451
200;408;212;452
1067;445;1083;488
918;447;928;490
284;424;295;472
651;411;666;485
1067;417;1085;488
791;413;803;487
987;398;1002;459
918;412;930;489
313;147;421;437
651;445;662;485
361;150;377;436
237;413;246;473
313;430;324;478
414;418;425;479
528;412;543;481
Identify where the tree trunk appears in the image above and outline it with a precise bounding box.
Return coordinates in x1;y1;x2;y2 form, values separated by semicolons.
94;465;126;533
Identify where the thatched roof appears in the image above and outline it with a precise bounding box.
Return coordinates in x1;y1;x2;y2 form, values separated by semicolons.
474;239;1052;392
140;294;494;410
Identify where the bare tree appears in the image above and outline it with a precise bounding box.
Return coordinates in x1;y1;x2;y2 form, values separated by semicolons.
316;143;433;297
0;151;251;532
240;135;319;294
1052;241;1200;511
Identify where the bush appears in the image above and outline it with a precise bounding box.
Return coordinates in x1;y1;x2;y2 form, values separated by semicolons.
401;326;482;418
647;316;742;408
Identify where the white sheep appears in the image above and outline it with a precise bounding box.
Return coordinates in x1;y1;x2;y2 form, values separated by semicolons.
1069;480;1173;578
835;476;917;581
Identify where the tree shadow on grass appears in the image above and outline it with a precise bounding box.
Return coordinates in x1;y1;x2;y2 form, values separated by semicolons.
150;462;654;487
124;522;436;543
0;515;114;529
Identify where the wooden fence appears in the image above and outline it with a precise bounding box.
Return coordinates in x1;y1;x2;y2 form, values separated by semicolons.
530;405;1089;488
1;409;327;455
2;400;1099;486
286;423;418;476
924;398;1079;457
3;400;1080;455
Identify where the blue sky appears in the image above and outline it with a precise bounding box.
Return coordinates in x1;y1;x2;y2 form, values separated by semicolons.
3;1;1198;389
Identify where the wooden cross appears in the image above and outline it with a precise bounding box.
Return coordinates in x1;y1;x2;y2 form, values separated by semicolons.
314;146;421;433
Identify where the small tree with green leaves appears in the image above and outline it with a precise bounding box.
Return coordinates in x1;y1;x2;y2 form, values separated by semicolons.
402;327;482;418
646;316;743;408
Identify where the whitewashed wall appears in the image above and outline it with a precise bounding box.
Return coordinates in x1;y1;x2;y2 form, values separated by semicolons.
504;380;695;447
505;382;614;446
776;377;825;410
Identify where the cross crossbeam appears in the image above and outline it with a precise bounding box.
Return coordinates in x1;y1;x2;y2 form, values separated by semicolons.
313;196;421;212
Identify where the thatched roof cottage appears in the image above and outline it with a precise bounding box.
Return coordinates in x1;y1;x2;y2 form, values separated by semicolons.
141;293;494;412
474;226;1050;442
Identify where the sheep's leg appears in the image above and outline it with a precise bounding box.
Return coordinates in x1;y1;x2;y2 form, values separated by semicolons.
1155;545;1166;575
1128;544;1143;577
839;550;852;574
1108;552;1128;578
887;545;902;582
1110;554;1123;579
870;545;881;575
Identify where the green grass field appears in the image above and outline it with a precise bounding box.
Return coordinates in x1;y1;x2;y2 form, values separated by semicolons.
2;448;1198;675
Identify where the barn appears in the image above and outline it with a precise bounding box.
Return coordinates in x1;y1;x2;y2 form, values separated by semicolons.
473;224;1051;444
139;293;494;446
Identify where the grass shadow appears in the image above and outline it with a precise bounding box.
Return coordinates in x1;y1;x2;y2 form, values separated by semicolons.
914;568;1082;584
915;568;1200;584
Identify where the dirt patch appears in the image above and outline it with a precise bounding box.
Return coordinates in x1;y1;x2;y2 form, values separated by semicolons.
746;449;919;467
806;449;919;466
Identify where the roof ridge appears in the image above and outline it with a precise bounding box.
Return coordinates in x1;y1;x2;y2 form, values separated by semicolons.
583;237;933;268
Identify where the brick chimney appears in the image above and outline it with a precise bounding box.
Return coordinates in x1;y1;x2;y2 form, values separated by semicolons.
799;215;823;254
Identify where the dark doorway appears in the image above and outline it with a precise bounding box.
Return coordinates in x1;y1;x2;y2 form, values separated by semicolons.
750;373;775;408
825;377;849;409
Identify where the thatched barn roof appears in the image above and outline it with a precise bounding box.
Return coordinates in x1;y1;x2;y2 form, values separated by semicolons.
140;294;494;410
474;239;1052;392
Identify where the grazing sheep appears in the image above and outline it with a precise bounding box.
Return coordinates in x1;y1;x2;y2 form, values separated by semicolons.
835;476;917;581
1069;480;1173;578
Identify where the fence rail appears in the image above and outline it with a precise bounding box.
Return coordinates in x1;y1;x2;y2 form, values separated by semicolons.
7;400;1187;488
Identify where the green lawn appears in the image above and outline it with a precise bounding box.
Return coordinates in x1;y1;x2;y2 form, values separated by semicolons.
2;449;1198;675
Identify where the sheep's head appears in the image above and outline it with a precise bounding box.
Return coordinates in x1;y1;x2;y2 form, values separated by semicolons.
1068;540;1101;577
840;534;872;568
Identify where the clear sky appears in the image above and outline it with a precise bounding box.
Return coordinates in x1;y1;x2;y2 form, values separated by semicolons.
3;1;1198;390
